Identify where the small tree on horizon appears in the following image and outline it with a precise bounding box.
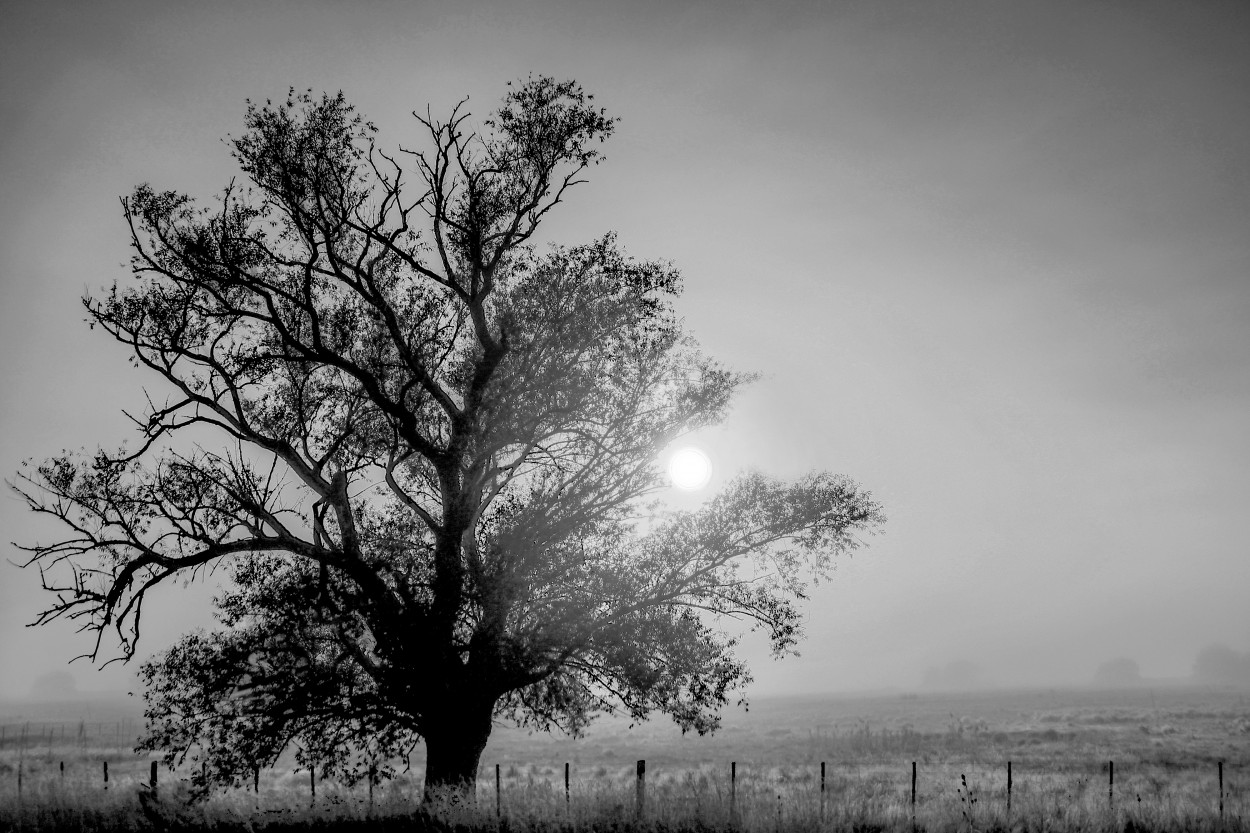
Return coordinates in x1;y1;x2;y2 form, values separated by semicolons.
1093;657;1142;687
12;77;884;797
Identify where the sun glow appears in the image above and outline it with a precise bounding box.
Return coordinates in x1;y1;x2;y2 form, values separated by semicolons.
668;446;712;491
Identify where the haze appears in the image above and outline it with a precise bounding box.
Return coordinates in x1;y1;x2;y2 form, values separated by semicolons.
2;0;1248;702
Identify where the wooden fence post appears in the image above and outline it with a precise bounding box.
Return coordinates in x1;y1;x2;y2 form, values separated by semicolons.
310;767;316;803
496;763;502;820
16;761;21;798
910;761;917;831
254;766;260;794
1007;761;1012;815
820;761;826;822
1219;761;1224;821
730;761;737;820
1108;761;1114;809
565;762;571;810
150;760;158;791
635;759;646;817
103;760;109;790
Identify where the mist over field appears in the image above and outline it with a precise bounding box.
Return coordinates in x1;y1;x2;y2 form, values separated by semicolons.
6;643;1250;731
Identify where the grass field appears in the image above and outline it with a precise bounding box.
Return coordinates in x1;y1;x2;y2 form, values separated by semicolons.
2;686;1247;831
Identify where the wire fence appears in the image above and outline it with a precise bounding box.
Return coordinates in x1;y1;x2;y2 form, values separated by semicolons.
0;720;141;753
0;721;1244;830
1;751;1241;820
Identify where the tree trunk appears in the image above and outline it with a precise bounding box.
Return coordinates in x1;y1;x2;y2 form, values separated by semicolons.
422;696;494;802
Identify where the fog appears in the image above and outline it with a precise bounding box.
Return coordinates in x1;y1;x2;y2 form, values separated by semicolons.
2;0;1248;704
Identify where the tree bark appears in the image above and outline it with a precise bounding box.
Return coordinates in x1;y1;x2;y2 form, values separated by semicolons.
421;695;495;802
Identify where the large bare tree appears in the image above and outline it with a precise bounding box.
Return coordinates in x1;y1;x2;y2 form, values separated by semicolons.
13;77;884;796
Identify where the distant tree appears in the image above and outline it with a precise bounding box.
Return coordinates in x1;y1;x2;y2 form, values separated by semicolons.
29;670;80;701
1093;657;1141;687
1193;644;1250;685
12;77;884;797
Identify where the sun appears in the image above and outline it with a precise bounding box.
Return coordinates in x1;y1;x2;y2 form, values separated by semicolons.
668;446;712;491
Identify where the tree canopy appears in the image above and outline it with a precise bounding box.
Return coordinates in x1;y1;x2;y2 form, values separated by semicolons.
13;76;884;796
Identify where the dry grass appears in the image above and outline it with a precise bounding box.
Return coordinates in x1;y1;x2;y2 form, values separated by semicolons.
2;686;1247;831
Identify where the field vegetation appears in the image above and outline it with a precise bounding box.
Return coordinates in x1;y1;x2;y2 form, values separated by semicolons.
2;686;1247;831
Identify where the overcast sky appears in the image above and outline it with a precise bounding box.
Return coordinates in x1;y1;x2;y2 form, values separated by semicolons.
2;0;1248;701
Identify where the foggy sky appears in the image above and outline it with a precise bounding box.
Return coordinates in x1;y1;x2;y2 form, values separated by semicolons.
2;0;1248;700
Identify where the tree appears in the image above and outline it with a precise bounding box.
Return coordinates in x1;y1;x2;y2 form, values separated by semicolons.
13;77;884;797
1193;644;1250;685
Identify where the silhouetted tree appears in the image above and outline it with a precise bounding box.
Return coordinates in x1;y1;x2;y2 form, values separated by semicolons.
12;77;884;797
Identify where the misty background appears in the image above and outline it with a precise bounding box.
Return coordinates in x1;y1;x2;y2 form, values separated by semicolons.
2;0;1249;705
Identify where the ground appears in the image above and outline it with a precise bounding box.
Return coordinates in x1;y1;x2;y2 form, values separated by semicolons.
2;686;1247;830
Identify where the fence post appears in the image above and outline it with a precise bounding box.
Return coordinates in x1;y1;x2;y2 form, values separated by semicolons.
60;761;65;779
310;767;316;803
1108;761;1114;809
496;763;502;820
565;762;571;810
1219;761;1224;821
911;761;917;830
820;761;826;822
16;761;21;798
150;760;158;791
103;760;109;790
636;759;646;817
1007;761;1012;815
731;761;737;821
255;766;260;794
